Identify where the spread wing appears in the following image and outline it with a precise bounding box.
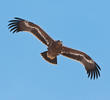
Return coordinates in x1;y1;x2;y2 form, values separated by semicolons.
61;46;101;79
8;17;54;46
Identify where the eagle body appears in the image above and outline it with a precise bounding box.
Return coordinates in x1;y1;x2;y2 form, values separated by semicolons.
8;17;101;79
47;40;62;59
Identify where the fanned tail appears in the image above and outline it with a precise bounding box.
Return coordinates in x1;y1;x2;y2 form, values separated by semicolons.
40;51;57;64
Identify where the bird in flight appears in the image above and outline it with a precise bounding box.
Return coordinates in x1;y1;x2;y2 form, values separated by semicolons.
8;17;101;79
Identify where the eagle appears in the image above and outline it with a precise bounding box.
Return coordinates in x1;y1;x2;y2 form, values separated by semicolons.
8;17;101;79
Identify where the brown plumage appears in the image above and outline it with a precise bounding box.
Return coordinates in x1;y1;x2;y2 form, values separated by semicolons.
8;17;101;79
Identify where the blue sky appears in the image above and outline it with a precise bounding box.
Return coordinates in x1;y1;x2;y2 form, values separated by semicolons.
0;0;110;100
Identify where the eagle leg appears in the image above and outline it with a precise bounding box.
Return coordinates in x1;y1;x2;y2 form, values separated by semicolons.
40;51;57;64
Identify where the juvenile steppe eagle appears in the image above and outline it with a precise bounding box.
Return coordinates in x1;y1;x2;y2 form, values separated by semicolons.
8;17;101;79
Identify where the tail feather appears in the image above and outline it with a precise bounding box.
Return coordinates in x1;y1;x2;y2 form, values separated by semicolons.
40;51;57;64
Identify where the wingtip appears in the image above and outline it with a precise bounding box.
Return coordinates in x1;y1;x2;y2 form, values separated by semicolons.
95;62;101;71
8;18;21;33
87;62;101;80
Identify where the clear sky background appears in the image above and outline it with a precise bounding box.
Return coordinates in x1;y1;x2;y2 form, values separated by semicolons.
0;0;110;100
